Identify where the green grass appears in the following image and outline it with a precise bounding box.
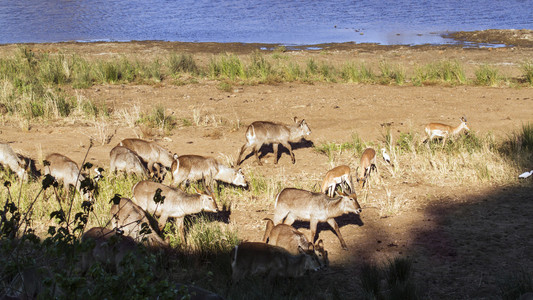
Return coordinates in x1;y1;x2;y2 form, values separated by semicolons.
137;104;177;134
475;64;501;86
523;60;533;85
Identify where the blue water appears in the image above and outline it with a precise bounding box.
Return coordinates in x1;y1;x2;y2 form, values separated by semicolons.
0;0;531;45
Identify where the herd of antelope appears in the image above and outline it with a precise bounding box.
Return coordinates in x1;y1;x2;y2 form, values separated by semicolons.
0;116;470;284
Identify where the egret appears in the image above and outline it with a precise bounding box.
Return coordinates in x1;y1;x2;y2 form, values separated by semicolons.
518;170;533;179
381;148;391;164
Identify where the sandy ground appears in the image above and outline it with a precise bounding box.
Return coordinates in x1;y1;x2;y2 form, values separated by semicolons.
0;30;532;298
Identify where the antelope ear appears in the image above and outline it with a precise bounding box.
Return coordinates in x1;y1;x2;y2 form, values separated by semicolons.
237;168;243;175
308;243;315;251
173;153;179;160
316;239;324;248
293;116;299;123
297;245;305;254
300;119;306;126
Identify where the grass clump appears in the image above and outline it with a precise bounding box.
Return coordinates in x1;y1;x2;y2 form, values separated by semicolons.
379;61;405;85
209;54;245;80
360;257;419;300
138;105;176;134
522;60;533;85
475;64;500;86
167;53;199;75
413;60;466;86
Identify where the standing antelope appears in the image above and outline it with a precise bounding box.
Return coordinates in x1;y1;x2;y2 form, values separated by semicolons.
424;116;470;146
110;197;167;247
44;153;94;201
357;148;376;189
230;242;322;282
80;227;139;273
321;165;354;197
262;218;328;268
131;180;218;242
272;188;361;250
109;145;149;178
119;138;176;178
0;142;27;180
170;154;247;189
236;117;311;166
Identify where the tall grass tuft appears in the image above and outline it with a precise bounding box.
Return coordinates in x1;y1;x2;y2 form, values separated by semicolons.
413;60;466;85
379;61;405;85
138;105;176;134
209;54;245;80
167;53;199;75
522;60;533;86
341;62;375;83
475;64;500;86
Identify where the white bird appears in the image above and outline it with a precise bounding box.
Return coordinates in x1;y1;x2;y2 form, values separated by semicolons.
381;148;391;164
518;170;533;179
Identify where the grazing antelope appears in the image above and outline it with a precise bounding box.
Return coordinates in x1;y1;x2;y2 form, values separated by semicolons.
321;165;354;197
170;154;247;189
272;188;361;250
423;116;470;146
357;148;377;189
230;242;322;282
109;145;149;178
236;117;311;166
175;284;225;300
44;153;94;201
0;142;27;180
132;180;218;242
110;197;167;248
118;138;176;178
262;218;328;267
80;227;139;273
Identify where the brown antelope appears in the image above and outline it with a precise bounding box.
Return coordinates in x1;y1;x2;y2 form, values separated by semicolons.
44;153;94;201
272;188;361;250
230;242;322;282
423;116;470;146
175;284;225;300
109;145;149;178
80;227;139;273
262;218;328;267
0;142;27;180
131;180;218;242
119;138;176;178
321;165;354;197
356;148;376;189
170;154;247;189
236;117;311;166
110;197;167;248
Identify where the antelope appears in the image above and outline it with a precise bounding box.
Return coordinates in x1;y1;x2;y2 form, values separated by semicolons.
262;218;328;268
44;153;94;201
109;145;149;178
0;142;27;180
118;138;176;178
80;227;139;273
110;197;167;248
356;148;376;189
230;241;322;282
131;180;218;242
236;117;311;166
272;188;361;250
321;165;354;197
170;154;247;189
423;116;470;146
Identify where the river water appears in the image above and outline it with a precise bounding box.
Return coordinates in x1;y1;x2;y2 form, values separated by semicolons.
0;0;531;45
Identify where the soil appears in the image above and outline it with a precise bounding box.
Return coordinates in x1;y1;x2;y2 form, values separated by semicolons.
0;30;532;299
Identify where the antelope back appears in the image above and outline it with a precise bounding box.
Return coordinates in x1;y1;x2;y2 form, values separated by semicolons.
44;153;85;188
0;142;26;179
80;227;138;273
246;121;290;144
321;165;351;193
231;242;321;281
110;197;166;247
110;145;148;177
